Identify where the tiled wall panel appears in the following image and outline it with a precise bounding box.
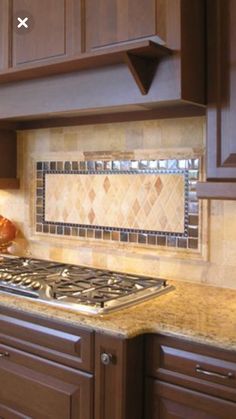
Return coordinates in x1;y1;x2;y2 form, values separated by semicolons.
36;158;200;251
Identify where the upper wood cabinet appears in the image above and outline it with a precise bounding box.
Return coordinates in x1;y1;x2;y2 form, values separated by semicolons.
85;0;157;51
0;130;19;189
1;0;82;70
197;0;236;200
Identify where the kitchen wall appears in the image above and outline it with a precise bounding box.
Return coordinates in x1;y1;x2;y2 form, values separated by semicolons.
1;116;236;289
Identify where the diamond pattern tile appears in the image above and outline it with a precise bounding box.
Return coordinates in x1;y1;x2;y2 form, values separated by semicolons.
45;173;185;233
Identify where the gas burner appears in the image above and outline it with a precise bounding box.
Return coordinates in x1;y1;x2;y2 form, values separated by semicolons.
0;256;173;314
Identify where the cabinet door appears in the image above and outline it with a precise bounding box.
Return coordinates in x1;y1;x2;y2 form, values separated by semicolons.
85;0;157;51
207;0;236;179
11;0;82;68
0;343;93;419
146;379;236;419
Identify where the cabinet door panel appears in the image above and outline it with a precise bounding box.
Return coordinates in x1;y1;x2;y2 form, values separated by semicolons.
207;0;236;179
0;343;93;419
0;0;10;70
85;0;156;50
11;0;82;67
146;379;236;419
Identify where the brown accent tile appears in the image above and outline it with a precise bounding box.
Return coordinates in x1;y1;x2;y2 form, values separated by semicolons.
37;171;43;179
79;228;86;237
95;230;102;239
36;198;43;206
188;227;198;238
189;215;199;225
87;229;94;238
156;236;166;246
129;233;138;243
56;162;63;171
36;206;43;215
36;215;43;223
50;225;56;234
188;238;198;249
43;224;49;233
112;231;120;241
178;238;188;248
72;227;79;236
148;235;156;245
103;230;111;240
36;224;43;232
37;179;43;188
64;227;71;236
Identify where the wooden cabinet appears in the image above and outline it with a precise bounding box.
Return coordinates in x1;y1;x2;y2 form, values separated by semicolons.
0;343;93;419
9;0;82;68
0;0;205;114
145;334;236;419
0;130;19;189
146;380;236;419
94;333;143;419
197;0;236;199
0;307;94;418
85;0;157;51
0;306;144;419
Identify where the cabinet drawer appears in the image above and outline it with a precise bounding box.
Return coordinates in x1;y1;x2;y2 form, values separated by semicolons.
145;378;236;419
146;335;236;402
0;309;94;372
0;343;93;419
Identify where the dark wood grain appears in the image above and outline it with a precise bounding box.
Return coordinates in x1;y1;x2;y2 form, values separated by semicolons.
85;0;156;51
0;307;94;372
0;130;19;189
145;379;236;419
0;342;93;419
197;182;236;200
145;334;236;418
94;333;143;419
206;0;236;180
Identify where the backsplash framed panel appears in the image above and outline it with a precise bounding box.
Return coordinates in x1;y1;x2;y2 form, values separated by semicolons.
35;158;201;251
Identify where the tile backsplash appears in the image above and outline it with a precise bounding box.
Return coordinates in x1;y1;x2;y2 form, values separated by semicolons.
36;158;200;251
2;116;236;289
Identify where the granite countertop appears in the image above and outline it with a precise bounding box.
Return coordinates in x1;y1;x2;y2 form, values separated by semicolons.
0;280;236;352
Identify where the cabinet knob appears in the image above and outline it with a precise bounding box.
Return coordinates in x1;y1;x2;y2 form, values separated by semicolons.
101;352;113;365
0;351;9;358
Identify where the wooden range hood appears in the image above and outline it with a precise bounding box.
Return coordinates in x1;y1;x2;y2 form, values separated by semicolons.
0;38;205;131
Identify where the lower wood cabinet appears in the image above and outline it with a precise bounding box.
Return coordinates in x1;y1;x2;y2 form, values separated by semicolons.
145;379;236;419
1;307;236;419
145;334;236;419
0;306;143;419
0;343;93;419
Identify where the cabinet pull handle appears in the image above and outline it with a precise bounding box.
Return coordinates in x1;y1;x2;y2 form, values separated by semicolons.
0;351;9;358
195;364;234;380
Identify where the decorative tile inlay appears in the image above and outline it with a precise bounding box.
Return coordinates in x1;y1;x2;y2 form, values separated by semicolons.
36;158;201;250
45;173;185;233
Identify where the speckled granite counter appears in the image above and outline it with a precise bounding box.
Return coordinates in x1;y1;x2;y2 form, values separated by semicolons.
0;280;236;351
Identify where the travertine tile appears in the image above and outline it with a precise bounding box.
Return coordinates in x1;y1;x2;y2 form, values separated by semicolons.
1;116;236;290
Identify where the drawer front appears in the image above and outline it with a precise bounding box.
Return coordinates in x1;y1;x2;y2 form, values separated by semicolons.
145;378;236;419
0;312;94;372
0;343;93;419
146;335;236;402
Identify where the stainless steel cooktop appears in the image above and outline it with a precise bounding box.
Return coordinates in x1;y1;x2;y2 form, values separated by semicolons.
0;256;173;315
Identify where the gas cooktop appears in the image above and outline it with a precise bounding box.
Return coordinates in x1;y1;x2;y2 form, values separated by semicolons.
0;256;173;315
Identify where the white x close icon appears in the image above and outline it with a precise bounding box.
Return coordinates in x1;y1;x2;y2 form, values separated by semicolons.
17;17;29;28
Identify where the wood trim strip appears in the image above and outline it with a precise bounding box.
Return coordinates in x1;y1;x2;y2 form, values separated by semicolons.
197;182;236;200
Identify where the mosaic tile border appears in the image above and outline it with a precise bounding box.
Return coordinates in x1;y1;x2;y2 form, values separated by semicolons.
35;158;200;250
